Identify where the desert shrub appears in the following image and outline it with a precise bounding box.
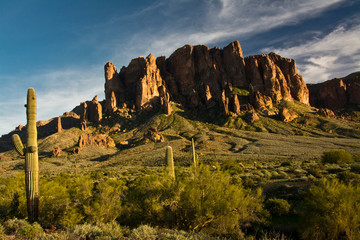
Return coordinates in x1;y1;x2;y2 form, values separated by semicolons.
15;222;44;240
3;218;28;234
350;163;360;174
353;153;360;162
84;178;127;224
123;173;180;227
0;174;26;219
177;165;265;236
300;178;360;240
265;198;290;216
321;149;353;164
72;223;102;240
157;228;222;240
280;161;291;167
72;222;127;240
337;171;360;185
129;225;157;240
308;166;323;178
220;159;244;175
0;223;4;240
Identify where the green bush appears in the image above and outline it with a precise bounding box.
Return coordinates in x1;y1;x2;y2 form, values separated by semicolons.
129;225;157;240
265;198;290;216
15;222;44;240
84;178;127;224
72;222;126;240
300;178;360;240
308;165;323;178
122;172;180;227
0;175;26;219
0;223;4;240
220;159;244;175
177;166;265;236
321;149;353;164
3;218;28;235
350;163;360;174
337;171;360;185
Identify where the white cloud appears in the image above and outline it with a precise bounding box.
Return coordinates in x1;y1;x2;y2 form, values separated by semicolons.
0;67;104;136
115;0;344;59
263;24;360;83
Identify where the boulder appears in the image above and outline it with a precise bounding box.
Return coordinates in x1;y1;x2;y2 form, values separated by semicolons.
78;133;115;148
52;147;62;157
318;108;335;118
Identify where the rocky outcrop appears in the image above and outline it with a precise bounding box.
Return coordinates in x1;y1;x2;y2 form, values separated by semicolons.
104;41;309;116
308;72;360;110
52;147;62;157
78;133;115;148
79;95;102;126
56;117;62;133
280;108;298;122
318;108;335;118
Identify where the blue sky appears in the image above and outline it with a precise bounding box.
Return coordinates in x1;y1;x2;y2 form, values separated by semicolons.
1;0;359;135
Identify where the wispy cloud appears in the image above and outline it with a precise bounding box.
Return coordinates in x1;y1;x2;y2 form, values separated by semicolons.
114;0;344;59
262;23;360;83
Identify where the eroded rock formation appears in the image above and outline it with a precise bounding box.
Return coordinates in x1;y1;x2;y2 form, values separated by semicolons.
104;41;309;116
308;72;360;110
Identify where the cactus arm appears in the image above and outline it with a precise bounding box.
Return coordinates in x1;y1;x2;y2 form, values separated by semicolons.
12;134;25;156
166;146;175;179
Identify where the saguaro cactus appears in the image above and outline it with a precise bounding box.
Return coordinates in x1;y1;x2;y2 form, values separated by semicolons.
12;88;39;223
166;146;175;179
192;138;196;168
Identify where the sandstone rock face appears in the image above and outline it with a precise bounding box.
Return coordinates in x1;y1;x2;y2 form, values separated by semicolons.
245;53;309;108
318;108;335;118
308;72;360;110
79;95;102;126
52;147;62;157
280;108;298;122
104;41;309;115
56;117;62;133
78;133;115;148
144;128;165;143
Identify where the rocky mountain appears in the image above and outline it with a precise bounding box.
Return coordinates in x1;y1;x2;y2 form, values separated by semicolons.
1;41;359;153
104;41;309;117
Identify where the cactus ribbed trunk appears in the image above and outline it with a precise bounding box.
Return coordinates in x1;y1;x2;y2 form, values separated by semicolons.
12;88;39;223
25;88;39;223
192;138;196;168
166;146;175;179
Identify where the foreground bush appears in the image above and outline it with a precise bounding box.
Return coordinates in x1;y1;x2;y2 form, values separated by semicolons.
177;166;265;237
265;198;290;217
3;218;44;239
321;149;353;164
300;178;360;240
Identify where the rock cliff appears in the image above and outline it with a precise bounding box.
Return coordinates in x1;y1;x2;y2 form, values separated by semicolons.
104;41;309;116
308;72;360;110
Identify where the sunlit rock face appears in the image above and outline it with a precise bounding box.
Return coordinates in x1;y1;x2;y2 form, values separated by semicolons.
104;40;309;115
308;72;360;110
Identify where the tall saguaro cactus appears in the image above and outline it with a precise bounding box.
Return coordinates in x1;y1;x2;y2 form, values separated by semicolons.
12;88;39;223
166;146;175;179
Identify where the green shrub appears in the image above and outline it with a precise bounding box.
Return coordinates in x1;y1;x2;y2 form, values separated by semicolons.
265;198;291;216
129;225;157;240
353;153;360;162
350;163;360;174
72;222;127;240
3;218;28;234
0;223;4;240
321;149;353;164
177;166;265;236
308;166;323;178
15;222;44;240
122;173;179;227
72;223;102;240
337;172;360;185
0;175;26;219
221;159;244;175
84;178;127;224
300;178;360;240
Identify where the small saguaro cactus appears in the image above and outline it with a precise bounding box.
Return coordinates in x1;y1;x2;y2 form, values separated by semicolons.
12;88;39;223
192;138;196;168
166;146;175;179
